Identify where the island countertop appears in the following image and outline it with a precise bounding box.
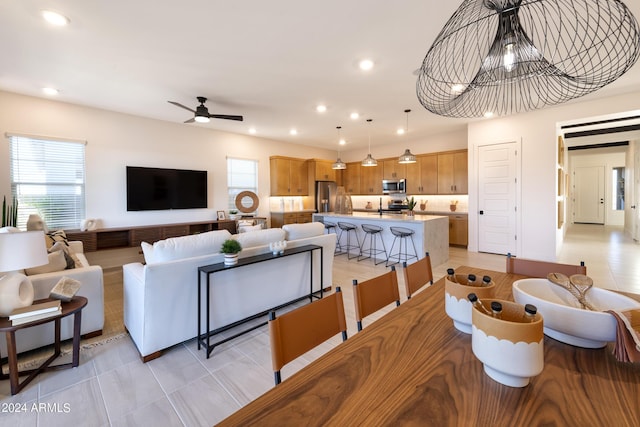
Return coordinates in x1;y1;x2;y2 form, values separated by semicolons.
313;213;449;267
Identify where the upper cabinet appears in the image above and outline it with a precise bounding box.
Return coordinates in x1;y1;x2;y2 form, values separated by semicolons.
270;156;309;196
382;160;406;180
437;150;468;195
309;159;336;182
405;154;438;195
360;164;383;195
342;162;361;194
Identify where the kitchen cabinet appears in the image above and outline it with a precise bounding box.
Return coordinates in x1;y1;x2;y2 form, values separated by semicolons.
360;164;383;195
270;156;308;196
448;214;468;246
437;150;468;194
382;160;406;180
405;154;438;194
341;162;361;194
270;211;313;228
309;159;336;181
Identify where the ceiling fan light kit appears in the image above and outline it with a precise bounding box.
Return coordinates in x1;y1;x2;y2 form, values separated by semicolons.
168;96;243;124
416;0;640;118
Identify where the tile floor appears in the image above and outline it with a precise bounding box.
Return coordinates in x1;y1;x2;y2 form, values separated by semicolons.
1;224;638;426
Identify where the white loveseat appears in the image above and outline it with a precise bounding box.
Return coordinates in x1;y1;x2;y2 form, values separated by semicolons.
0;241;105;355
123;222;335;361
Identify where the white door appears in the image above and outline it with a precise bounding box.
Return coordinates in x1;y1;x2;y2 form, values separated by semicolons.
634;141;640;240
478;142;518;255
574;166;605;224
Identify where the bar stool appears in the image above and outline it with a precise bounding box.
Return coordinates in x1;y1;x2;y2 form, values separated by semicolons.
358;224;387;265
336;222;361;259
386;226;418;267
323;221;339;252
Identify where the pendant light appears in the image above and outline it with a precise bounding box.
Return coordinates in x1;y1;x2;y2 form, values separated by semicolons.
398;109;416;164
332;126;347;170
361;119;378;167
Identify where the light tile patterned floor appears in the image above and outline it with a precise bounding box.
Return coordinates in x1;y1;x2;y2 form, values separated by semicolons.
1;224;638;426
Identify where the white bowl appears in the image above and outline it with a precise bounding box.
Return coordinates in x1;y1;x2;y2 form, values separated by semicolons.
512;278;640;348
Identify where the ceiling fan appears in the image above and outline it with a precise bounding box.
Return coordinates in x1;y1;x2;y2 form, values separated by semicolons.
168;96;243;123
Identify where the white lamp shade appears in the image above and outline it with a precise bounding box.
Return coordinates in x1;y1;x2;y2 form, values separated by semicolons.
0;231;49;272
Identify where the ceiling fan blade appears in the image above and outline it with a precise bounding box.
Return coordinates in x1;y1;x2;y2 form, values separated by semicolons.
168;101;196;114
209;114;244;122
184;118;195;124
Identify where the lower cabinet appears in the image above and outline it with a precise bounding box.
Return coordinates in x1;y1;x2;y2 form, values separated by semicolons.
448;214;468;247
270;212;313;228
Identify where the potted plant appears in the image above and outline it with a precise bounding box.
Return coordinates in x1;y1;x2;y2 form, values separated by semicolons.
405;196;417;216
221;239;242;265
229;209;239;220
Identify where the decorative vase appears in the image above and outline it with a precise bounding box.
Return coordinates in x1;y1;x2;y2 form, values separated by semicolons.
224;254;239;266
0;273;35;316
450;204;457;212
420;203;427;211
407;210;415;217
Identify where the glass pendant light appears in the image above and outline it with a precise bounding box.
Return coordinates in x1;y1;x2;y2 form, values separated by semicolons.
332;126;347;170
361;119;378;167
398;109;416;164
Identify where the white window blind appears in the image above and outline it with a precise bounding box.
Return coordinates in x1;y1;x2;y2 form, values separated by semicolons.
227;157;258;213
8;134;86;230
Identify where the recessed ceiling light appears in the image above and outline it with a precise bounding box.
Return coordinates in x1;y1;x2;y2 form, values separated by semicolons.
42;87;59;96
397;128;405;135
248;127;257;134
42;10;70;26
316;104;327;113
339;139;346;145
359;59;374;71
484;111;494;118
290;129;298;136
350;112;359;120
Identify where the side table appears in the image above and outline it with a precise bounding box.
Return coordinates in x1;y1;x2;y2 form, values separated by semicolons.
0;296;87;395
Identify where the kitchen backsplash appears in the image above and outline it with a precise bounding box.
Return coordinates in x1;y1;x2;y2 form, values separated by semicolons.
351;195;468;213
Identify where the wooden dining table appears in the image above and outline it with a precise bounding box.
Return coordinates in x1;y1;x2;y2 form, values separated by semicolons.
216;266;640;426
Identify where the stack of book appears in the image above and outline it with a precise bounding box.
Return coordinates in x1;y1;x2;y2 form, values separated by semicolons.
8;300;62;326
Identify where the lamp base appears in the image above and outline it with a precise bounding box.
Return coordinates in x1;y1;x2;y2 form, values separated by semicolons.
0;273;35;316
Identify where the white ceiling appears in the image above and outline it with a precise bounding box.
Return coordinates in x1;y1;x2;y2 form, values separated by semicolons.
2;0;640;151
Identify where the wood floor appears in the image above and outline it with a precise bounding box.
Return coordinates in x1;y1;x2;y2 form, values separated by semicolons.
1;224;638;426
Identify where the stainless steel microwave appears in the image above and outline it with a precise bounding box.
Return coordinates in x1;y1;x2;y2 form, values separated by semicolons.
382;179;406;194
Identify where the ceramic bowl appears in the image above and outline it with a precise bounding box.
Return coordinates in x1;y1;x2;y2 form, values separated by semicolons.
444;274;495;334
471;299;544;388
512;278;640;348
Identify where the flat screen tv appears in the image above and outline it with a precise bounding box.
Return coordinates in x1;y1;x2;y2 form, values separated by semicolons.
126;166;208;211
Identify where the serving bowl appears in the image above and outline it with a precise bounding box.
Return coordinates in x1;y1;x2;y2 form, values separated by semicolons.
512;278;640;348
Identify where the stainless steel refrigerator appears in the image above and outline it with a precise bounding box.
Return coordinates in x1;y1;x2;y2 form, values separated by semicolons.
315;181;337;212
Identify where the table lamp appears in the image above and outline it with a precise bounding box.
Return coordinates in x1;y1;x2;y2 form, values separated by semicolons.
0;230;49;316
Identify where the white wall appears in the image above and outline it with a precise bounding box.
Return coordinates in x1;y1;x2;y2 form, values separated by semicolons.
468;91;640;262
0;90;334;228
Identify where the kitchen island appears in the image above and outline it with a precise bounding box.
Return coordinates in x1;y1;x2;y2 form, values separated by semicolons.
313;212;448;267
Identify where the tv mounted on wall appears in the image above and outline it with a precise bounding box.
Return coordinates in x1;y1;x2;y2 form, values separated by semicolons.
126;166;208;211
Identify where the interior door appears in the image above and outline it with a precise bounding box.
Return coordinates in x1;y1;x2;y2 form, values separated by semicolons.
634;141;640;240
478;142;518;255
573;165;605;224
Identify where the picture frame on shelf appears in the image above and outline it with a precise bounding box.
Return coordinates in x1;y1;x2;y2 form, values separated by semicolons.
216;211;226;220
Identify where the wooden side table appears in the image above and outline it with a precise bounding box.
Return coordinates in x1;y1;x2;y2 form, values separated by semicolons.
0;296;87;395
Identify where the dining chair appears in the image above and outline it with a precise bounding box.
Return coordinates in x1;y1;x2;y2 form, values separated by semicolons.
402;252;433;299
268;287;348;385
353;266;401;332
505;253;586;277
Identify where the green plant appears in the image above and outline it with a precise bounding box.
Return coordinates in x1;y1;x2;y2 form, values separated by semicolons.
229;209;238;215
405;196;416;211
1;195;18;227
220;239;242;254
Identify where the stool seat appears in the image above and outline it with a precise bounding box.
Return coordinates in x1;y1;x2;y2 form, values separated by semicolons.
336;222;361;259
358;224;387;265
386;226;418;267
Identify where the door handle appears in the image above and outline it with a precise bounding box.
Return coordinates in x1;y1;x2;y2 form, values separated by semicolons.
479;210;484;215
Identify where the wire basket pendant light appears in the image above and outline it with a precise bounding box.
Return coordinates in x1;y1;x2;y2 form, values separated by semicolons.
362;119;378;167
416;0;640;118
332;126;347;170
398;109;417;164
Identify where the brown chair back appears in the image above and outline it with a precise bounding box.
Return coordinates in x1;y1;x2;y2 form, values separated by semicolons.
505;253;586;277
269;287;348;385
402;252;433;299
353;267;401;331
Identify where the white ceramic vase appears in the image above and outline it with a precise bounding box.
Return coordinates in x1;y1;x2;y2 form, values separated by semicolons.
0;273;35;316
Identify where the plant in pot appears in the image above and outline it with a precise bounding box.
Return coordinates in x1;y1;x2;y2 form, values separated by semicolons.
221;239;242;266
405;196;417;216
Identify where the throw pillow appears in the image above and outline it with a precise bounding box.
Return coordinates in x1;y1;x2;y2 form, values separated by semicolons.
45;230;69;249
25;250;66;275
49;241;77;269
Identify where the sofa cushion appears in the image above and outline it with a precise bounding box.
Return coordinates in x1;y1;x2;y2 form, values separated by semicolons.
232;228;285;249
25;250;66;275
283;222;324;241
145;229;232;263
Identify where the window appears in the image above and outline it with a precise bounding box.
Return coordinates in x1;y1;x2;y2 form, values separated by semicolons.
227;157;258;213
8;134;86;229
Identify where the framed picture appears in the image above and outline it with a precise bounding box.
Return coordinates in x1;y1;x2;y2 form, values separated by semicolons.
216;211;226;220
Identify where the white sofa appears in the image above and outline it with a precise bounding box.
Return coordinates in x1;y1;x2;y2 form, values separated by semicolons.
123;222;336;361
0;241;105;355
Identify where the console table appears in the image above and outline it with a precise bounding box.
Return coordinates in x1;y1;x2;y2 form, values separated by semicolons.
0;297;87;395
197;244;323;358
